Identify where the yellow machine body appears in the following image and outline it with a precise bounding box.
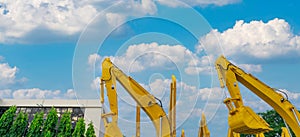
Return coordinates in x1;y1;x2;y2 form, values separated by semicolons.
215;55;300;136
101;58;171;137
227;106;271;134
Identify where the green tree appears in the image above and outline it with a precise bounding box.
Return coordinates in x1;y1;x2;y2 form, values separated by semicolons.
43;107;58;136
44;130;52;137
85;121;96;137
259;110;295;137
8;112;28;137
57;112;72;137
27;111;44;137
72;118;85;137
241;109;295;137
0;106;17;136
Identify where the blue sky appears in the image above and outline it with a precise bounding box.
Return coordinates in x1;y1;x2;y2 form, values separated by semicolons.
0;0;300;136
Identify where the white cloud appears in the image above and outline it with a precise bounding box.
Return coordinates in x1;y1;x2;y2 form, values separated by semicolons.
0;0;97;43
13;88;61;99
229;60;262;73
115;0;157;16
105;12;126;28
64;89;77;99
157;0;241;7
0;63;18;87
9;88;76;99
239;64;262;73
148;78;170;98
91;77;100;90
88;53;102;70
0;0;241;44
0;89;12;98
244;99;272;112
198;18;300;60
198;87;224;100
0;0;158;43
116;43;191;72
184;55;214;75
89;42;212;75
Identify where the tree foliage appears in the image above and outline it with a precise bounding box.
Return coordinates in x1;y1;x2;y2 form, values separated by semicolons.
44;130;52;137
259;110;295;137
57;111;72;137
44;107;58;137
8;111;28;137
0;106;92;137
27;111;44;137
86;121;96;137
259;110;285;137
0;106;17;136
72;118;85;137
241;109;295;137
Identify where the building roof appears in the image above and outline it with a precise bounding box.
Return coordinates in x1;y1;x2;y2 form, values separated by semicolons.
0;99;101;108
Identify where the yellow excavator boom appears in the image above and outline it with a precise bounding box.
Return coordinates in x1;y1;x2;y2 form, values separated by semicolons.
198;113;210;137
136;105;141;137
215;55;300;136
181;129;185;137
281;127;291;137
101;58;171;137
169;75;177;137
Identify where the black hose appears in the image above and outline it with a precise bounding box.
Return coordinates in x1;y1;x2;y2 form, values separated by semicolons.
273;88;289;101
154;97;163;108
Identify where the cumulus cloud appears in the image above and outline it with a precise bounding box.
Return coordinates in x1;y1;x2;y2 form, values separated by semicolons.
91;77;100;90
88;53;102;70
198;18;300;60
3;88;77;99
111;43;194;72
198;87;224;100
0;0;241;44
0;0;157;44
0;63;18;87
184;55;214;75
157;0;241;7
244;99;272;112
89;42;212;75
105;12;126;28
238;64;262;73
64;89;77;99
0;0;97;43
13;88;61;99
0;89;12;98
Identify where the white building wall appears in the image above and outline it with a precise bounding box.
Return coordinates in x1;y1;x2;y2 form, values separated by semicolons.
0;99;103;137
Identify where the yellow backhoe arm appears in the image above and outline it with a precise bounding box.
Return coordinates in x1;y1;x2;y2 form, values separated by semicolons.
215;55;300;136
169;75;176;137
101;58;172;137
281;127;291;137
181;129;185;137
100;60;122;137
198;113;210;137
